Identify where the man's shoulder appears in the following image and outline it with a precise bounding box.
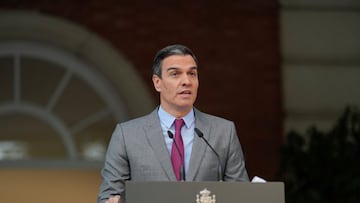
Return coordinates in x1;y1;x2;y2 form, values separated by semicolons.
195;108;233;124
119;108;158;127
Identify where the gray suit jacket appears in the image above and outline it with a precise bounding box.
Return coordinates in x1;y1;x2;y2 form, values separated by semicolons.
98;107;249;203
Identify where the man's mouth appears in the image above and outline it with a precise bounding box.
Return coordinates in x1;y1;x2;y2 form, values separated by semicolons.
179;90;192;95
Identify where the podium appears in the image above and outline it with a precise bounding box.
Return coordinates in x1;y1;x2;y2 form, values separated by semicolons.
125;181;284;203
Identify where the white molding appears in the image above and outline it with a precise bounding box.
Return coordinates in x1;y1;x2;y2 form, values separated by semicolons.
280;0;360;9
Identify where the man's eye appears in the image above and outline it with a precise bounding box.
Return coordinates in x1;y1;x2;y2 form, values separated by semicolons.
170;72;178;76
190;72;197;76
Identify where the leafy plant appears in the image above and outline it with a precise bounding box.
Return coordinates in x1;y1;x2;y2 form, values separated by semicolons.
280;106;360;203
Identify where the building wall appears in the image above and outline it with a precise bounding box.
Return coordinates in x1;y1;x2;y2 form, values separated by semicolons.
0;169;100;203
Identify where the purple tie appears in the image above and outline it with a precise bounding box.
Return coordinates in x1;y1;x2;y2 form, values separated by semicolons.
171;119;185;181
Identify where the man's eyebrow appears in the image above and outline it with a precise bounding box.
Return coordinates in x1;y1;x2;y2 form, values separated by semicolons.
166;67;179;71
166;66;198;72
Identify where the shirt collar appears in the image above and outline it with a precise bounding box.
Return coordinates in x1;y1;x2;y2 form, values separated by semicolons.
158;105;195;129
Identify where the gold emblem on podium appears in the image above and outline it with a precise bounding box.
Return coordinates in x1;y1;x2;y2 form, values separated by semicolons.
196;188;216;203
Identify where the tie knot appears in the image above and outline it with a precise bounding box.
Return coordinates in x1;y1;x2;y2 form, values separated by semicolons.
174;119;184;132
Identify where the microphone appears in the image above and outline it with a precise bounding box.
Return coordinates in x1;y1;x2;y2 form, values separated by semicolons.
167;130;185;181
194;128;223;181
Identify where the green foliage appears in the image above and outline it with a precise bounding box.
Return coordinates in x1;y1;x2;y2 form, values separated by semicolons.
280;107;360;203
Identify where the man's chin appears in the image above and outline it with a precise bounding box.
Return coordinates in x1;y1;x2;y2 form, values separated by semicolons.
175;103;194;111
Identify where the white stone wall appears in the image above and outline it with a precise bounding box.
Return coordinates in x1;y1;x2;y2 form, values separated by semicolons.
280;0;360;133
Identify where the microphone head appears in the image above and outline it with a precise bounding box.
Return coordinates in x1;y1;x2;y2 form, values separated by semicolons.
194;128;204;138
167;130;174;139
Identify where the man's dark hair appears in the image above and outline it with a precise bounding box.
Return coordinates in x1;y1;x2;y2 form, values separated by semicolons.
152;44;199;78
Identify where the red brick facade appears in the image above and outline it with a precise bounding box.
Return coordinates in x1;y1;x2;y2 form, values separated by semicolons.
0;0;282;180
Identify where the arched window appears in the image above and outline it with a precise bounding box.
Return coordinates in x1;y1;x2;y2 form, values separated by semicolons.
0;11;154;168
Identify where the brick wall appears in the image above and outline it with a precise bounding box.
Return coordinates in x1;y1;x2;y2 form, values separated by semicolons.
0;0;282;180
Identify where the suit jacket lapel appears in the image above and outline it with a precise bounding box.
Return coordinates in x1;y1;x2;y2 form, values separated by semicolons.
143;109;177;181
187;108;211;181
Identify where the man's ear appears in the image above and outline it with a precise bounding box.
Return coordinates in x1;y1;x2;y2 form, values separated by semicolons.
152;75;161;92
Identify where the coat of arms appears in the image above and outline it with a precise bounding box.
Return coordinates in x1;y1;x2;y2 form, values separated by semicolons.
196;188;216;203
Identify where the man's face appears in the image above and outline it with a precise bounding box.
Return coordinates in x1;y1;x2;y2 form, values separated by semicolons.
152;54;199;115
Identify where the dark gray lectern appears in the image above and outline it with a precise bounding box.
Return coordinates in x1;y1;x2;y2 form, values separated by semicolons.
126;181;284;203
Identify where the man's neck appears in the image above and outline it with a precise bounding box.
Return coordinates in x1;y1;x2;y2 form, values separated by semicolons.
160;105;192;118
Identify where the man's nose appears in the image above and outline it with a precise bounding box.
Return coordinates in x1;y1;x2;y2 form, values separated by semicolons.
181;74;191;85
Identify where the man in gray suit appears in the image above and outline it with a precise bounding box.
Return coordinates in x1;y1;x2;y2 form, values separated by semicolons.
98;44;249;203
